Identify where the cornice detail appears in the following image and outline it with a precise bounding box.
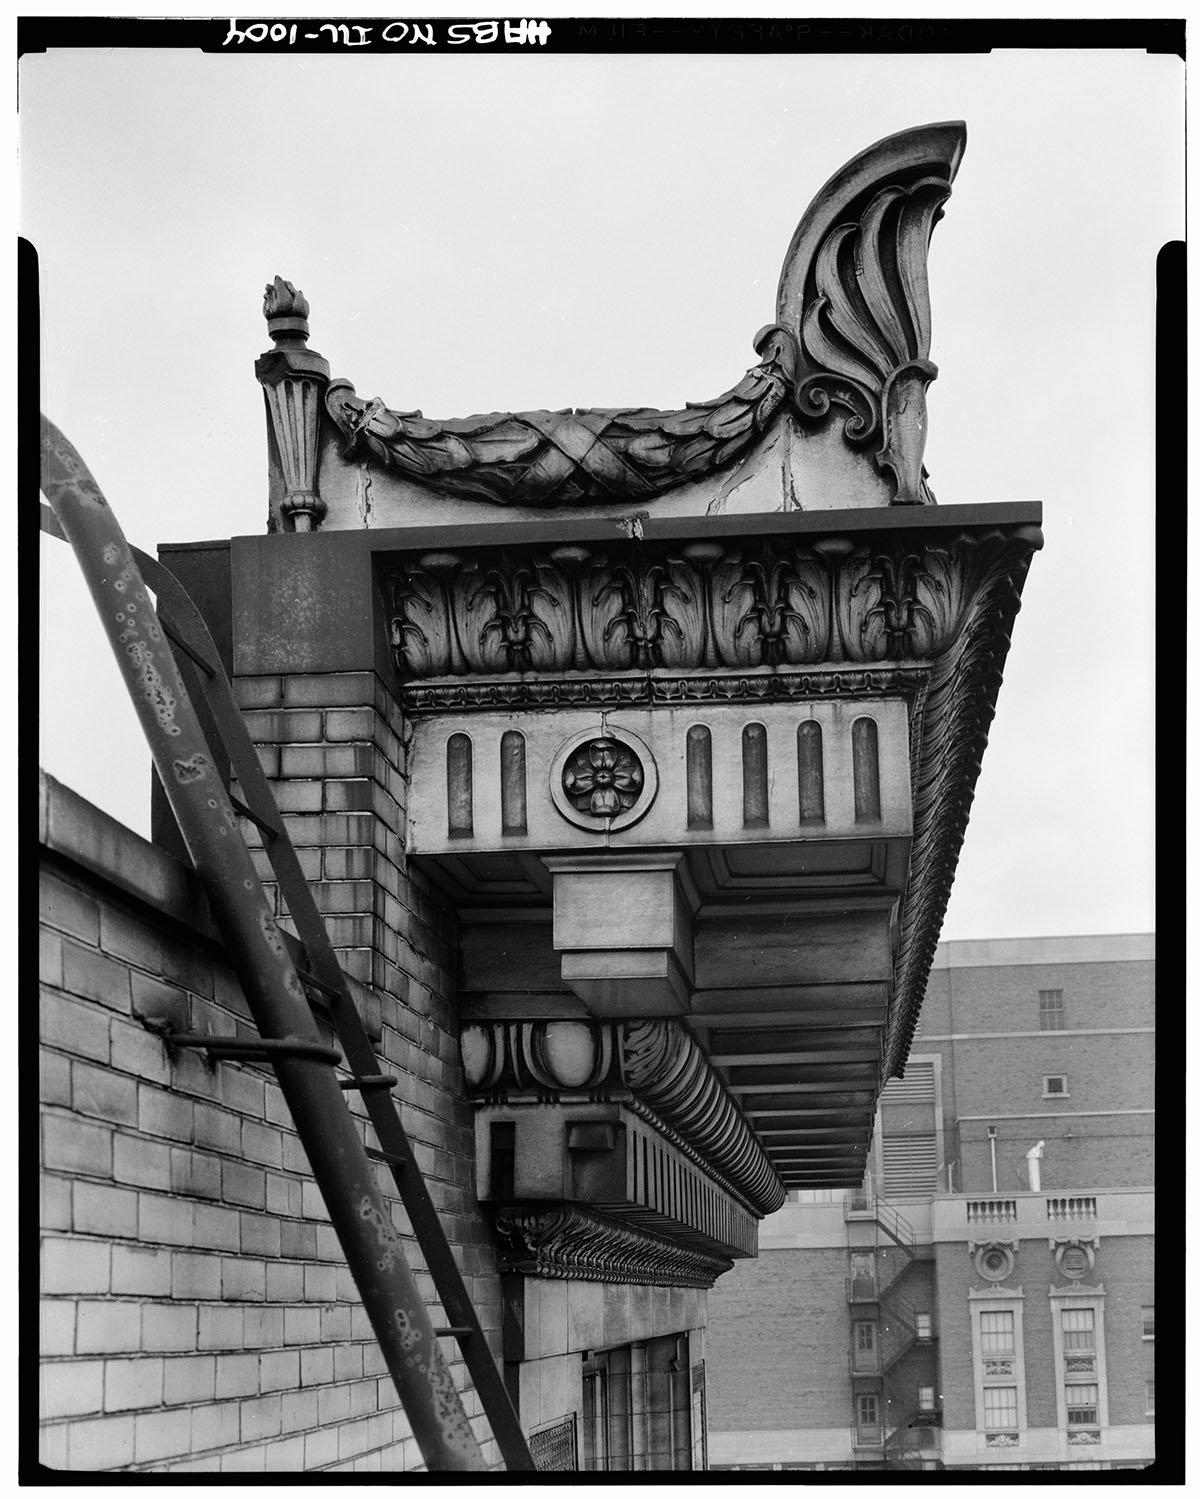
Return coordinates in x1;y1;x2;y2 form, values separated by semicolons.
884;527;1039;1074
460;1017;785;1217
492;1204;733;1288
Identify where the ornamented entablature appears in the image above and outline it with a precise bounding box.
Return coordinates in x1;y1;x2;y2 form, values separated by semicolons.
256;122;968;531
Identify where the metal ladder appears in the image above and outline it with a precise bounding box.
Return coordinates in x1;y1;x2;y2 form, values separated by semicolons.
40;416;534;1473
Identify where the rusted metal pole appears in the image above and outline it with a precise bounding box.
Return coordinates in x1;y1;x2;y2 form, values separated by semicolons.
40;416;489;1473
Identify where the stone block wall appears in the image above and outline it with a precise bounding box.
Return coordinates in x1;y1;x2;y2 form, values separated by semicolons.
38;770;505;1472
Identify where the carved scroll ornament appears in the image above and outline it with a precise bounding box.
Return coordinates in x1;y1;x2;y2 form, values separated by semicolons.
314;122;965;513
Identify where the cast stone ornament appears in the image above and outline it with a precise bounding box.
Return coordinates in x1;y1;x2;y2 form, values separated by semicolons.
549;726;658;833
318;122;965;509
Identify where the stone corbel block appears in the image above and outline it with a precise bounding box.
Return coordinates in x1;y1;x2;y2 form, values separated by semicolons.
543;851;699;1018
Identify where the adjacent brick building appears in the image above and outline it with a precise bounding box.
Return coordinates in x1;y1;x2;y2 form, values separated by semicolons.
705;934;1155;1473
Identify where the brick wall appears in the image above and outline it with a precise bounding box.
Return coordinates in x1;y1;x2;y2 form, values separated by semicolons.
921;955;1155;1036
705;1247;850;1434
39;767;505;1472
934;1232;1155;1435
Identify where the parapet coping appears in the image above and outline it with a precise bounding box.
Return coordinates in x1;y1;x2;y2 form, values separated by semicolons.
40;768;218;942
37;770;379;1023
161;500;1045;560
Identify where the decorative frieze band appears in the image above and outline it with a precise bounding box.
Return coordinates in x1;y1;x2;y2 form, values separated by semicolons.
399;664;926;714
386;531;1032;685
492;1204;733;1289
460;1017;785;1217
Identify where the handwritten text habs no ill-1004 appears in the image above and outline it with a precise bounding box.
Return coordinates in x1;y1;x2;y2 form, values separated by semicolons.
222;19;552;47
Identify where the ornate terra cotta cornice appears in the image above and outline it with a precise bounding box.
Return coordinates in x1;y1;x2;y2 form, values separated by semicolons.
885;525;1038;1074
386;524;1026;692
309;122;963;517
460;1017;785;1217
492;1205;733;1288
438;507;1040;1082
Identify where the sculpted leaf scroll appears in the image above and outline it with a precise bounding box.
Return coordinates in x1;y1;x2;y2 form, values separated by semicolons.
778;122;967;505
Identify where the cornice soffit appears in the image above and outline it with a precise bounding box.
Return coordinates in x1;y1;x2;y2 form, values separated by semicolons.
259;121;967;519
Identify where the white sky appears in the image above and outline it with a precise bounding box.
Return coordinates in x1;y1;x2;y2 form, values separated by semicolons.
29;38;1177;942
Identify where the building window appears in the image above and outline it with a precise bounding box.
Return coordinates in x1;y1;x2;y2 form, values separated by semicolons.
983;1386;1018;1431
1038;989;1065;1030
916;1312;933;1340
918;1385;936;1412
1043;1074;1069;1097
1065;1384;1099;1425
1062;1308;1095;1355
1146;1381;1154;1418
980;1310;1015;1358
1141;1306;1154;1340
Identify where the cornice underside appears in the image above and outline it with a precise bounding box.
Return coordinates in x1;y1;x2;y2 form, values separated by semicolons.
884;547;1035;1076
492;1204;734;1289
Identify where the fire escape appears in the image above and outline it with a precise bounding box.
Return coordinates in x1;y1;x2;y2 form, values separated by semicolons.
845;1186;941;1471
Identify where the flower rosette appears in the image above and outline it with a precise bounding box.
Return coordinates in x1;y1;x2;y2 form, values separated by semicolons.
562;738;644;819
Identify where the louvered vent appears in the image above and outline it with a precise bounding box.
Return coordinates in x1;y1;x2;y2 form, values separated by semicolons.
881;1134;939;1200
880;1061;936;1103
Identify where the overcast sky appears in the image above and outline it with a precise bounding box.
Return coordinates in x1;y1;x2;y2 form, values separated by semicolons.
29;35;1177;942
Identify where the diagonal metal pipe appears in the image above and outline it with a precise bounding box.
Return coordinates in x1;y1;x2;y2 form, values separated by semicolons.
40;415;489;1472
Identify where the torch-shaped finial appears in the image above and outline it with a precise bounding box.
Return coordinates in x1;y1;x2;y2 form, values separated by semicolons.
263;275;311;347
256;277;329;533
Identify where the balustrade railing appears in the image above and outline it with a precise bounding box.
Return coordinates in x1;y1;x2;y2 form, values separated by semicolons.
1046;1195;1097;1221
965;1198;1018;1226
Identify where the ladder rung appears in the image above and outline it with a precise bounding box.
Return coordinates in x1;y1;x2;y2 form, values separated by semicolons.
365;1146;410;1170
161;620;219;679
296;967;344;1001
165;1034;341;1065
436;1327;473;1338
228;793;282;840
340;1074;398;1092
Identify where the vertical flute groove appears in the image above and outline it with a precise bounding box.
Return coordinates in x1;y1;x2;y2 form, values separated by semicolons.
742;723;769;829
500;730;527;835
686;725;713;830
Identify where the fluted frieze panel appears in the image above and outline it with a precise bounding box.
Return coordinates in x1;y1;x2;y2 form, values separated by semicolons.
492;1205;733;1288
